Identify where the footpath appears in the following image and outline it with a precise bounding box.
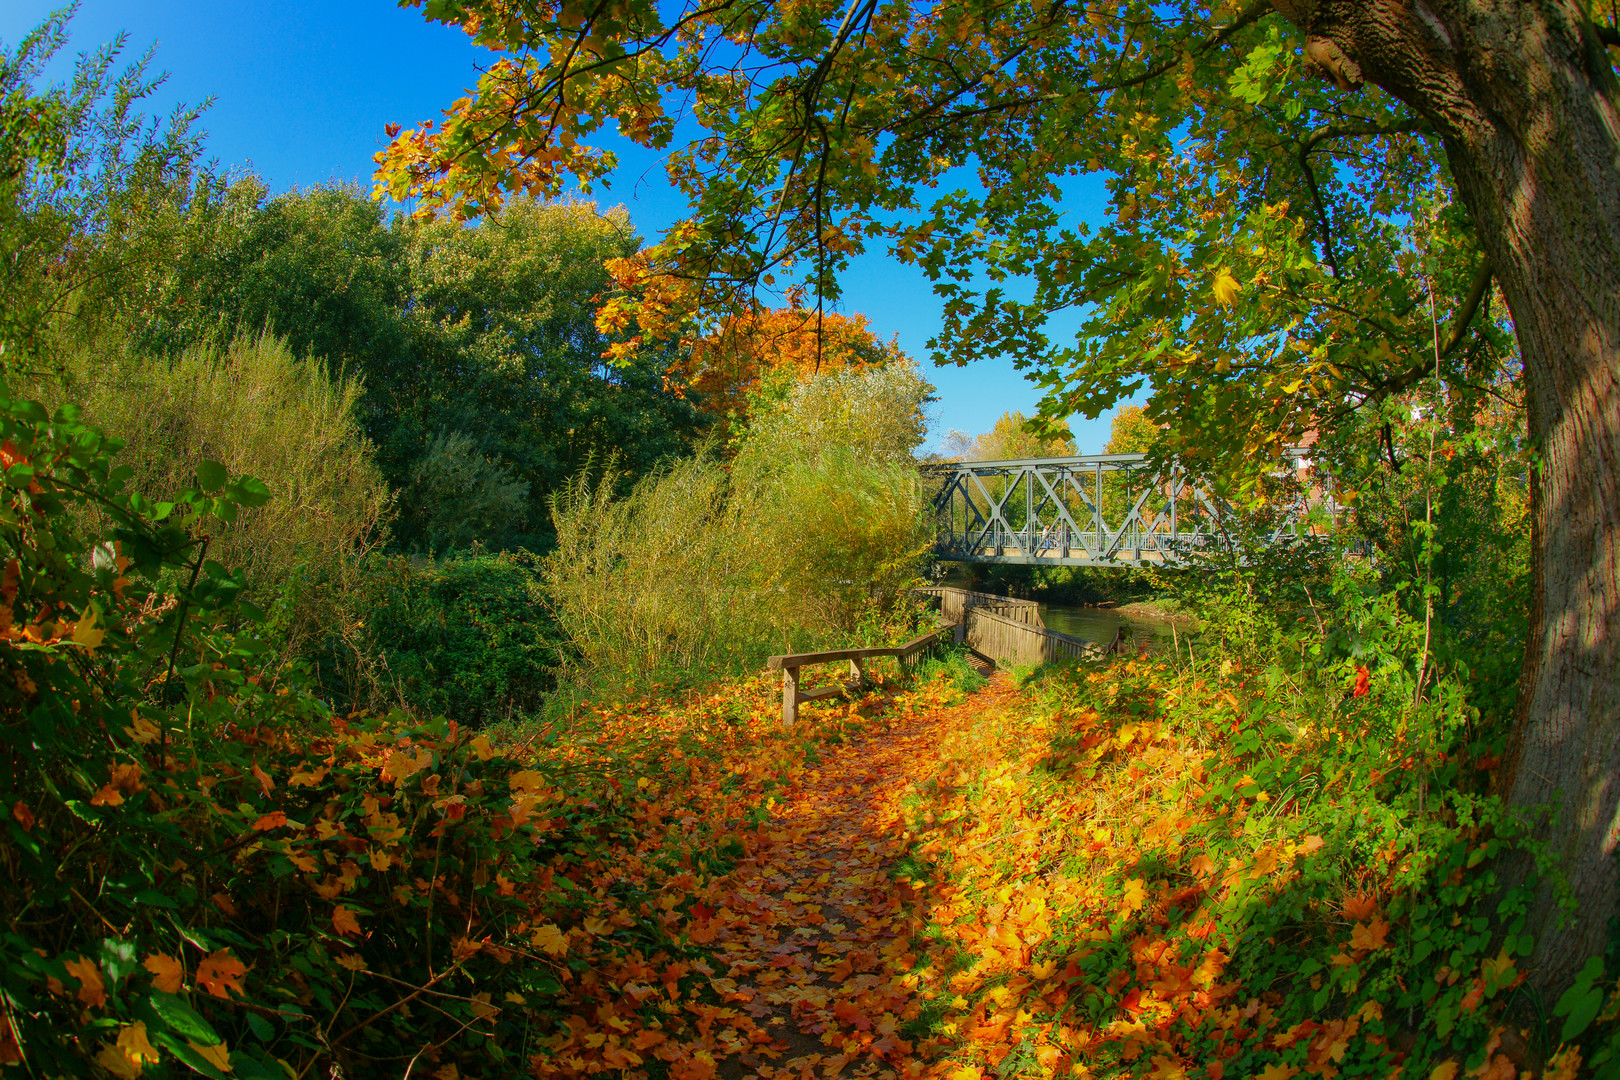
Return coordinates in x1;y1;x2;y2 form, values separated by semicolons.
692;670;1022;1080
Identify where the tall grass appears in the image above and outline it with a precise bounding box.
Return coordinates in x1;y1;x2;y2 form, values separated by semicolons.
19;332;393;673
544;364;935;690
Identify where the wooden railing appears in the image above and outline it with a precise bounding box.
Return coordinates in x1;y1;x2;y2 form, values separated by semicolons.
913;585;1042;626
766;626;954;725
963;606;1121;667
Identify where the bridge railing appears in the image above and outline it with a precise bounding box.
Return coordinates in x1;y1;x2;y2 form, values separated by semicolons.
923;450;1335;568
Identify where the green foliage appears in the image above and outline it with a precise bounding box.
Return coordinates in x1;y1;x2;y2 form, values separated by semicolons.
941;410;1075;462
0;13;207;364
79;178;707;549
734;359;933;468
356;552;559;723
1018;577;1554;1074
403;431;530;555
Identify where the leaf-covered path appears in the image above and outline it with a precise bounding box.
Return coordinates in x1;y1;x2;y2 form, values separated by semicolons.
694;668;1018;1079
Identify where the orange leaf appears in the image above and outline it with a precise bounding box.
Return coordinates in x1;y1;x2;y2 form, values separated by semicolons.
1342;894;1378;920
332;905;363;937
64;955;106;1008
252;763;275;795
253;811;287;831
195;949;247;999
10;801;33;831
144;953;185;994
1349;918;1390;953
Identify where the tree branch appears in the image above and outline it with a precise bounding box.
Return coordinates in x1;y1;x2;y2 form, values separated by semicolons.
1368;259;1494;397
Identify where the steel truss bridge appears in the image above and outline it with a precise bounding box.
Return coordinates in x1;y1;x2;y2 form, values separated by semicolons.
925;450;1333;568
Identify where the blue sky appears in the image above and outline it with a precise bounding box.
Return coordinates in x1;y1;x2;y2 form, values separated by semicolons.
2;0;1135;452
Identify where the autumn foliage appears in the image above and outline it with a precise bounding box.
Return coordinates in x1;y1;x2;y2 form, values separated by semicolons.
673;306;904;437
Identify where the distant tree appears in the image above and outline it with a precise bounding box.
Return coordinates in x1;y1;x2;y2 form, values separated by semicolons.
951;410;1075;461
1103;405;1159;455
77;181;708;549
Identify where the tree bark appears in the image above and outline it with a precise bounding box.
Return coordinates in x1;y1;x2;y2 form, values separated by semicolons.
1274;0;1620;999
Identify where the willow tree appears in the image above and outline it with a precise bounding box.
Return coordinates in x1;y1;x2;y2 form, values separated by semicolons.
378;0;1619;994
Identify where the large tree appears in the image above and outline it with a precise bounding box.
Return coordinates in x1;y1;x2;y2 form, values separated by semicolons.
378;0;1618;994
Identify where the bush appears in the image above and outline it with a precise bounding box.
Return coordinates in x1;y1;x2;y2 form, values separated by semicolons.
358;552;558;722
400;431;531;555
14;332;392;662
0;386;705;1078
543;362;937;688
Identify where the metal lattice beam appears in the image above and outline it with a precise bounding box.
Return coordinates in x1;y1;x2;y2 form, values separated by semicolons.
924;450;1332;568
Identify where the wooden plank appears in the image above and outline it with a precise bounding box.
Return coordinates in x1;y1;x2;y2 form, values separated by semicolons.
766;645;904;669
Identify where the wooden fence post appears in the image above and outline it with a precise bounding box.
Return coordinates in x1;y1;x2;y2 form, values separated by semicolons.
782;666;800;725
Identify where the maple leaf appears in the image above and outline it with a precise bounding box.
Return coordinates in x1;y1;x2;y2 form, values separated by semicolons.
10;802;33;831
252;763;275;795
1342;894;1378;920
69;607;105;650
1211;268;1240;307
1428;1063;1460;1080
144;953;185;993
1120;878;1147;915
95;1022;162;1080
253;811;288;831
332;906;363;937
528;923;565;956
381;747;432;783
195;949;248;999
1257;1066;1298;1080
509;768;547;794
337;952;368;972
1349;918;1389;953
1351;665;1371;698
63;954;106;1008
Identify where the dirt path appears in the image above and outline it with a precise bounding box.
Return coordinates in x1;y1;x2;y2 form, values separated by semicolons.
701;670;1018;1080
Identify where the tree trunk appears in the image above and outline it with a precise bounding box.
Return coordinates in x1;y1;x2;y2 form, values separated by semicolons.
1276;0;1620;999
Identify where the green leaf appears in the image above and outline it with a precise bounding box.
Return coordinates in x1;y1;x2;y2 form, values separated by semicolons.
145;990;223;1045
196;459;227;492
245;1011;276;1043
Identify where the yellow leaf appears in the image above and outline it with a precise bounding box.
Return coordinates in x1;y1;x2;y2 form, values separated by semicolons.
470;735;494;761
1258;1066;1298;1080
96;1021;162;1078
1120;878;1147;915
144;953;184;994
531;923;568;956
509;769;547;795
582;915;611;936
337;953;368;972
70;608;105;650
1211;267;1240;307
1428;1062;1459;1080
188;1039;233;1074
1349;918;1390;952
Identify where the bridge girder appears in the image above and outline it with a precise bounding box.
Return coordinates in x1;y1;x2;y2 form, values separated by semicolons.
924;451;1332;568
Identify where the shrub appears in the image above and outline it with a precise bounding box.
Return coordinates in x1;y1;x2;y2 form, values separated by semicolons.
358;552;558;722
14;332;392;662
0;386;704;1078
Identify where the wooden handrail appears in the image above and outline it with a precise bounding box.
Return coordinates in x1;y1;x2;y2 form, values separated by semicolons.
767;626;954;724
